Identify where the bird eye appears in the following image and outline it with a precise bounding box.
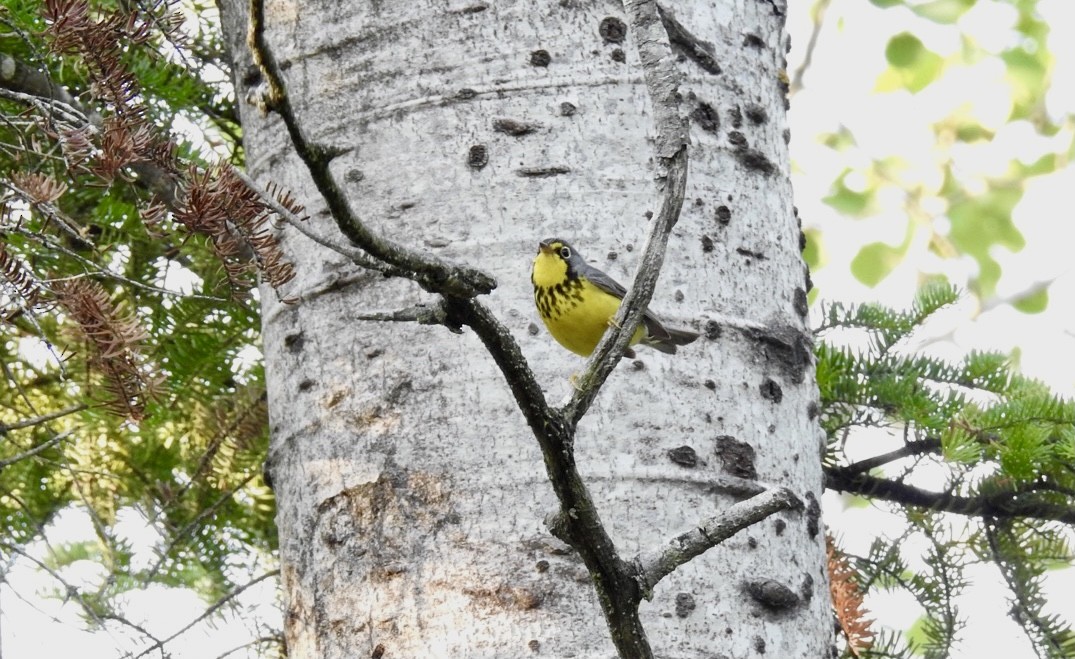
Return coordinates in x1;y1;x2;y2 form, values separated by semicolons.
559;246;571;259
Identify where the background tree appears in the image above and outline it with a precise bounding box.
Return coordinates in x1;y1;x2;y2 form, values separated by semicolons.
1;0;1072;657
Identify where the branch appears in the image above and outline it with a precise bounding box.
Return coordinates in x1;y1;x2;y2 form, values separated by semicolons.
633;487;802;595
0;50;180;206
354;303;460;331
0;430;74;470
825;468;1075;524
0;404;86;434
839;438;941;475
228;166;407;278
143;470;260;583
788;0;831;95
126;570;280;659
245;1;494;299
562;0;690;426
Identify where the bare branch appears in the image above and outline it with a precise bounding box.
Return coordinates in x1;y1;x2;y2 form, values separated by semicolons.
126;570;280;659
245;0;494;299
228;166;407;278
355;303;460;331
789;0;832;95
563;0;690;425
633;487;802;595
143;470;260;583
839;438;941;475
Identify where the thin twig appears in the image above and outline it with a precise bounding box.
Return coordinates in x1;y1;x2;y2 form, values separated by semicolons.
0;430;74;469
839;438;941;475
228;166;405;277
789;0;831;95
0;403;86;433
143;470;260;583
126;570;280;659
9;227;229;302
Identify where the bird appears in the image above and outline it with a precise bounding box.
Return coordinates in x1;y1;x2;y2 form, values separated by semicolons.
531;237;699;357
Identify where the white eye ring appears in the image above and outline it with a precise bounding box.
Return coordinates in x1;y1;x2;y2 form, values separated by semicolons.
559;246;571;259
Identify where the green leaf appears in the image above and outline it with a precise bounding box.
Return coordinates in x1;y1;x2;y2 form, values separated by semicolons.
1012;288;1048;314
869;0;903;7
879;33;945;93
954;123;994;142
946;186;1024;297
911;0;977;24
851;241;908;287
802;228;825;270
823;170;874;217
1002;47;1050;121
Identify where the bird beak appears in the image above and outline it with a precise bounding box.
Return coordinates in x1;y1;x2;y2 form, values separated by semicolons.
538;241;554;255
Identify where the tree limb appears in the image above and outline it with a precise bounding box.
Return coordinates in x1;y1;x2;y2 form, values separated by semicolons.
228;166;408;278
633;487;802;595
127;570;281;659
562;0;690;426
245;1;494;299
825;468;1075;524
0;404;85;434
0;50;180;206
839;438;941;475
0;430;73;470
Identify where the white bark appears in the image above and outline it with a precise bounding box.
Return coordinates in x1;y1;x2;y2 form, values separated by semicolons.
223;0;831;656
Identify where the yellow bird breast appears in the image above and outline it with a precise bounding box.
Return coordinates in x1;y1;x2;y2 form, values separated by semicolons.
533;253;644;357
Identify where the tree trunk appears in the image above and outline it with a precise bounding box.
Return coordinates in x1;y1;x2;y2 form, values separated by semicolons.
221;0;831;656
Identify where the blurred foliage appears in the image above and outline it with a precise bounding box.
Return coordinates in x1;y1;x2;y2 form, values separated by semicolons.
812;0;1071;301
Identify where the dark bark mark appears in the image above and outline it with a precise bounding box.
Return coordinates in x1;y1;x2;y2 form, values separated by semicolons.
736;246;766;260
741;324;812;384
667;445;698;467
716;205;731;224
759;377;783;403
559;101;577;116
516;165;571;178
745;578;800;611
745;103;768;124
657;5;722;75
793;288;808;317
600;16;627;44
493;118;540;136
729;106;743;129
701;235;715;253
675;592;696;618
704;320;721;340
530;49;551;67
690;102;719;133
715;435;757;479
467;145;488;169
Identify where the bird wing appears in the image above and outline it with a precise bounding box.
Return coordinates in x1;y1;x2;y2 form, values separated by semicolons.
577;261;672;341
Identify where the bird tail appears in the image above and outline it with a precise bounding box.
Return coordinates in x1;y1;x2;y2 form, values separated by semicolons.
641;317;700;354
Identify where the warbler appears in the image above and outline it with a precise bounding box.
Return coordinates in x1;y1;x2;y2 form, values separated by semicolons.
531;238;699;357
